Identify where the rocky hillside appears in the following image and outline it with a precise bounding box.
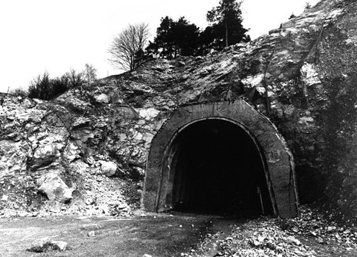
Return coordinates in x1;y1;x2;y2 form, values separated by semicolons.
1;0;357;221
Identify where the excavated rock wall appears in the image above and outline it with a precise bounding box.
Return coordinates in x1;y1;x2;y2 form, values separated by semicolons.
2;0;357;221
263;0;357;221
0;93;157;216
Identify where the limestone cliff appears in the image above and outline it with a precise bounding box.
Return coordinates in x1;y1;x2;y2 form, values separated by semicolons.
1;0;357;221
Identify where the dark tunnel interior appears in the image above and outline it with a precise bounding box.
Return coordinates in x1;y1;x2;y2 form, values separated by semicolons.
167;119;273;216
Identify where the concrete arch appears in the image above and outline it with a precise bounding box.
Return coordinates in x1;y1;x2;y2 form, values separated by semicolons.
143;100;299;218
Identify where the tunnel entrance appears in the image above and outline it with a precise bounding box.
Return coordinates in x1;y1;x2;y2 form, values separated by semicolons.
169;119;272;216
143;100;299;218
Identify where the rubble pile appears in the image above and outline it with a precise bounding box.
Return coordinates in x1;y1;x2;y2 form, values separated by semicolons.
182;207;357;257
182;218;316;257
281;206;357;254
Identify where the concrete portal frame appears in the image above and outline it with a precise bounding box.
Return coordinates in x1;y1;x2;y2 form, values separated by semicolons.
143;100;299;218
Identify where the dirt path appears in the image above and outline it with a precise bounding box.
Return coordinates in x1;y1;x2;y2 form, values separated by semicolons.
1;211;357;257
0;213;238;257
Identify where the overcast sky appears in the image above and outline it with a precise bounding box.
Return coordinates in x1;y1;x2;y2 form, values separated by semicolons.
0;0;320;93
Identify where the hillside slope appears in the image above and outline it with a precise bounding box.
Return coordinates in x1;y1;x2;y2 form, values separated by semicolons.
1;0;357;221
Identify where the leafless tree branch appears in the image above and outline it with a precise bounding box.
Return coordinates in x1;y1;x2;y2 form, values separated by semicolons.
108;23;150;71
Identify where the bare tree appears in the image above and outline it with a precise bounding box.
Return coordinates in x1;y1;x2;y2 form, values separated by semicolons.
83;63;97;83
109;23;150;71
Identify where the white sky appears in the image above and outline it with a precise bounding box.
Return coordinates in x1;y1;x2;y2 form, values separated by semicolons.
0;0;320;93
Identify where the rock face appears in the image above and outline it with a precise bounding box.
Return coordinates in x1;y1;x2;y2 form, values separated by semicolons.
0;95;143;216
1;0;357;221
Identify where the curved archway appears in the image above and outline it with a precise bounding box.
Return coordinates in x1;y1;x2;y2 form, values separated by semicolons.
143;100;299;218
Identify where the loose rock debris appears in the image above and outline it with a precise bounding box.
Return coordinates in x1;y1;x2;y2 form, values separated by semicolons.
27;237;68;253
181;219;316;257
181;207;357;257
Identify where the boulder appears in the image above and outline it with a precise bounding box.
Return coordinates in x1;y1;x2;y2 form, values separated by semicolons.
27;237;68;252
38;173;73;202
99;160;117;177
94;93;110;104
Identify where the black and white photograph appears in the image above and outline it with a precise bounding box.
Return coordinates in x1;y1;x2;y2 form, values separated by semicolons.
1;0;357;256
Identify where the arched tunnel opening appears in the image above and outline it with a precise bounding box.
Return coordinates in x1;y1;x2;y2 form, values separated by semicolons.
143;100;298;218
165;119;274;216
